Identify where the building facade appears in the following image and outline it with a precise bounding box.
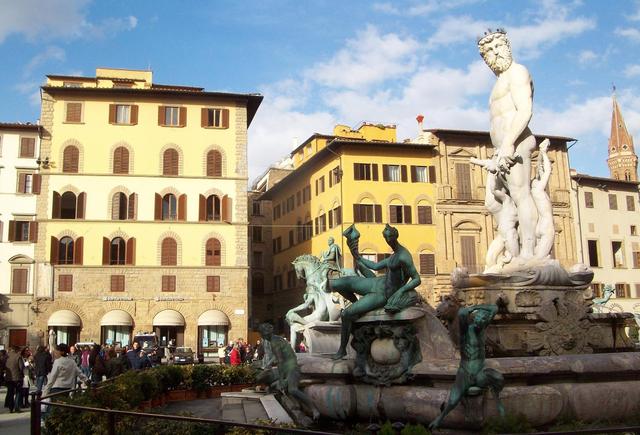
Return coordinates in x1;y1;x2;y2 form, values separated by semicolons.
260;123;439;329
31;68;261;355
0;123;41;348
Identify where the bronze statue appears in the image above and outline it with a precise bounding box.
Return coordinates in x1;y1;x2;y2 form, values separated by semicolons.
330;224;421;360
429;304;505;430
257;323;320;420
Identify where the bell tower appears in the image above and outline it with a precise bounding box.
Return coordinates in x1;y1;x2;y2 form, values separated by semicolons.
607;90;638;181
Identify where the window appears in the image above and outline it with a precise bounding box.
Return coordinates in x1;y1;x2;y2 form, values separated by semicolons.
253;251;263;268
160;106;183;127
58;275;73;292
329;166;341;187
65;102;82;123
302;221;313;241
287;270;297;288
63;82;82;88
17;172;41;194
627;195;635;211
417;205;433;224
162;275;176;292
288;230;294;247
353;204;381;223
303;185;311;203
383;164;406;182
205;238;221;266
632;226;638;236
201;108;229;128
109;104;137;125
411;166;428;182
587;240;599;267
109;237;126;265
273;204;281;220
273;237;282;254
419;253;436;275
354;163;378;181
615;283;629;298
273;275;283;291
9;221;36;242
361;253;377;263
329;206;342;229
460;236;478;273
207;276;220;292
52;191;85;219
315;214;326;235
61;192;78;219
19;137;35;158
389;205;412;224
584;191;594;208
315;176;325;195
252;274;264;293
252;201;262;216
205;195;221;221
609;194;618;210
206;150;222;177
633;250;640;268
252;226;263;243
161;238;178;266
163;149;179;176
455;163;472;200
286;195;294;213
162;194;178;220
113;147;130;174
111;192;128;220
11;268;28;293
111;275;125;292
612;241;625;268
62;145;79;173
59;237;75;264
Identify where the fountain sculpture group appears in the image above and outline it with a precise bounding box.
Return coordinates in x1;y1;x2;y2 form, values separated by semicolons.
257;30;640;430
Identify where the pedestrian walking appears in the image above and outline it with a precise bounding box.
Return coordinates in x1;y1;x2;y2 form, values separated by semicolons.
4;346;24;413
34;345;53;394
21;348;34;407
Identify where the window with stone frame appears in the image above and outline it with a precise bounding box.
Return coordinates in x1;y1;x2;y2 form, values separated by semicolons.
58;274;73;292
417;205;433;224
252;226;263;243
206;150;222;177
112;147;130;174
11;268;28;293
162;275;176;292
287;270;297;289
206;275;220;292
162;149;179;176
111;275;125;292
389;204;412;224
419;253;436;275
608;194;618;210
627;195;636;211
16;172;41;194
161;238;178;266
65;102;83;123
205;238;221;266
615;283;629;298
62;145;79;173
201;108;229;129
584;191;594;208
19;137;35;158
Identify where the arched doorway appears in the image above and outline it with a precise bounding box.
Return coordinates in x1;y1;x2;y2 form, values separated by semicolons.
100;310;133;347
48;310;82;345
153;309;185;349
197;310;229;360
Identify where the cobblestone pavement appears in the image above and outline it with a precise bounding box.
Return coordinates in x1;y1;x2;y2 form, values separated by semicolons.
0;387;30;435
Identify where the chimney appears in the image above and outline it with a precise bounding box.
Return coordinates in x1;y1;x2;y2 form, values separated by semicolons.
416;114;424;133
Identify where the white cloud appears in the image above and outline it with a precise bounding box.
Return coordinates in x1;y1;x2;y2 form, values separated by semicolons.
24;46;66;77
373;0;482;17
306;25;419;90
426;15;495;49
624;64;640;77
577;50;597;64
615;27;640;42
628;0;640;21
0;0;137;44
14;82;41;108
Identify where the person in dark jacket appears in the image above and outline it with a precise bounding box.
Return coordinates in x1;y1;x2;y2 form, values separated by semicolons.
104;349;127;378
126;342;142;370
89;344;106;383
0;349;8;386
34;345;53;394
4;346;24;413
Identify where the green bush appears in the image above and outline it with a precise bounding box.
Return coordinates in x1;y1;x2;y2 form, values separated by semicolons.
191;364;213;392
401;423;431;435
138;370;160;400
482;413;534;434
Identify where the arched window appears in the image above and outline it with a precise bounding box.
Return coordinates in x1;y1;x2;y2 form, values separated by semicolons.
112;192;128;220
113;147;130;174
161;238;177;266
61;192;77;219
62;145;79;173
205;238;221;266
625;171;632;181
110;237;126;265
206;150;222;177
162;194;177;220
206;195;221;221
58;237;74;265
163;148;179;176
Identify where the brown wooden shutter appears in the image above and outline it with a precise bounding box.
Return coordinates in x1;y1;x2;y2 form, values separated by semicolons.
8;221;15;242
154;193;162;220
130;105;138;125
428;165;437;183
222;195;232;222
50;236;59;264
372;164;379;181
29;222;38;242
179;107;187;127
401;165;408;182
178;194;187;221
20;138;35;157
161;238;177;266
12;269;28;294
52;191;61;218
201;108;208;127
32;174;41;194
158;106;166;125
328;210;334;228
410;166;417;182
374;204;382;223
126;237;136;265
221;109;229;129
353;163;361;180
111;193;120;220
455;163;471;200
113;147;129;174
102;237;110;265
329;169;333;187
460;236;477;272
353;204;361;222
63;146;79;173
419;253;435;275
163;149;178;175
207;276;221;292
74;237;83;265
199;194;206;221
382;165;389;181
389;206;397;224
18;173;26;193
77;192;86;219
404;205;412;224
128;193;136;220
66;103;82;122
109;104;117;123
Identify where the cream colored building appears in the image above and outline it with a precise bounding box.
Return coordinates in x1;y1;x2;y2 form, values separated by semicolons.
0;123;41;348
31;68;262;355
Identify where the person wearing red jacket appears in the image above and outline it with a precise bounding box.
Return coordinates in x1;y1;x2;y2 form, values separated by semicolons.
229;344;241;366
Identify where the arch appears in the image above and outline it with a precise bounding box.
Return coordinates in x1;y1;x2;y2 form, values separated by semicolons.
111;191;128;220
206;149;223;177
54;229;79;240
355;192;377;204
59;139;83;173
59;236;75;264
48;310;82;327
203;145;227;177
58;184;81;196
416;243;436;253
112;146;130;174
60;191;77;219
158;186;181;197
157;231;182;266
162;193;178;221
110;237;126;265
109;142;134;174
453;220;482;232
414;193;435;206
205;194;222;221
8;254;34;264
205;238;222;266
385;193;408;205
152;309;185;326
202;187;225;199
197;309;229;326
161;237;178;266
105;230;129;241
100;310;134;326
159;143;184;176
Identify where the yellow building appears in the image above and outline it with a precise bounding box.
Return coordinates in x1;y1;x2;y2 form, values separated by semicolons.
32;68;262;356
259;123;439;329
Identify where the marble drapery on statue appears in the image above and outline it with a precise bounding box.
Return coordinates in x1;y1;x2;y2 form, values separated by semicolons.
472;29;557;274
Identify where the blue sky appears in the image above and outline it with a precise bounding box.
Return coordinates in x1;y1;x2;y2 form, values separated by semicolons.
1;0;640;180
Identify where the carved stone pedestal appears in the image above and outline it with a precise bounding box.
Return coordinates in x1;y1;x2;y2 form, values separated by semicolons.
301;320;352;356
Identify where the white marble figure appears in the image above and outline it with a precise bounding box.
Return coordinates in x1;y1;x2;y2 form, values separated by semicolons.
473;29;556;273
